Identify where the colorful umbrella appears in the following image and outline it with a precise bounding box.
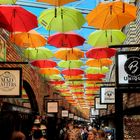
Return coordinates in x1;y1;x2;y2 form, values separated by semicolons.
86;58;113;67
48;32;85;48
39;68;60;75
38;7;86;32
64;75;83;80
49;80;65;85
0;5;38;32
24;47;53;60
0;0;16;4
85;67;109;74
86;1;137;29
37;0;76;6
85;74;105;80
54;48;84;60
86;48;117;59
62;68;84;76
58;60;83;68
69;84;84;88
10;30;47;48
87;30;126;47
42;74;63;80
30;60;57;68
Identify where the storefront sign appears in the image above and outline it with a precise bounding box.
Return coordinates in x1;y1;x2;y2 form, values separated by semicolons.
62;110;68;117
116;51;140;87
0;68;22;97
95;97;107;109
69;113;74;119
47;101;58;113
74;115;78;120
100;86;115;104
90;107;99;116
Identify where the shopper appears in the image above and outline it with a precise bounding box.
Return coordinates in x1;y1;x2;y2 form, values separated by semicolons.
87;129;96;140
96;130;106;140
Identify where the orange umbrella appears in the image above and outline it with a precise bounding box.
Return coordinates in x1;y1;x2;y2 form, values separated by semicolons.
37;0;76;6
54;48;84;60
64;75;83;80
86;58;113;67
86;1;137;29
39;68;60;75
10;30;47;48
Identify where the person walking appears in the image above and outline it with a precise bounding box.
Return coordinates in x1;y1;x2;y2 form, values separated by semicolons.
87;129;96;140
11;131;26;140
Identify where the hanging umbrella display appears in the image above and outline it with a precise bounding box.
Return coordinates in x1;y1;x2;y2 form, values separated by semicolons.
23;47;53;60
86;48;117;59
39;68;60;75
58;60;83;68
49;80;65;85
85;74;105;80
86;1;137;29
62;68;84;76
67;81;84;85
37;0;76;6
0;0;17;4
10;30;47;48
38;7;86;32
0;5;38;32
86;58;113;67
69;84;84;88
64;75;83;80
30;60;57;68
87;30;126;47
48;32;85;48
54;48;84;60
85;67;109;74
43;74;63;80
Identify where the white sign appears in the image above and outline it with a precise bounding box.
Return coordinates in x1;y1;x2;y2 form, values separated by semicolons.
0;68;21;96
117;52;140;86
62;110;68;117
95;97;107;109
69;113;74;118
100;87;115;104
74;115;78;120
47;102;58;113
90;108;99;116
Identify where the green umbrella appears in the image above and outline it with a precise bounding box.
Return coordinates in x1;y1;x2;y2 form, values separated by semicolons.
58;60;83;68
41;74;63;80
0;0;16;4
71;89;84;92
87;30;126;47
23;47;53;60
85;67;109;74
38;7;86;32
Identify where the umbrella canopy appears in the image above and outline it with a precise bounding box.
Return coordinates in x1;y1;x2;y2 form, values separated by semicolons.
85;67;109;74
86;58;113;67
0;5;38;32
49;80;65;85
37;0;76;6
64;75;83;80
86;48;117;59
58;60;83;68
62;68;84;76
87;30;126;47
10;30;47;48
30;60;57;68
24;47;53;60
48;32;85;48
39;68;60;75
85;74;106;80
38;7;86;32
0;0;16;4
86;1;137;29
54;48;84;60
43;74;63;80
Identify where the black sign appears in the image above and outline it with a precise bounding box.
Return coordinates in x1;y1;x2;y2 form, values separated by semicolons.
116;51;140;87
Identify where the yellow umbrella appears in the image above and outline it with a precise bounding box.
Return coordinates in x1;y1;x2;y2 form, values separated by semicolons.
10;30;47;48
54;48;84;60
64;75;83;80
86;58;113;67
39;68;60;75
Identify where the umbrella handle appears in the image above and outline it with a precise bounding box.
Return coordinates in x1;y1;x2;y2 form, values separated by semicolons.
55;7;57;18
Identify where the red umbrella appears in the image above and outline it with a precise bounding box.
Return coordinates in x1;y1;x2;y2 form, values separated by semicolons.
86;48;117;59
48;32;85;48
69;85;84;88
85;87;100;90
30;60;57;68
0;5;38;32
61;68;84;76
49;81;65;85
85;74;106;80
72;92;83;95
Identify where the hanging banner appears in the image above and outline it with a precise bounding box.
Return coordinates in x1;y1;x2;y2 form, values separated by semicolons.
116;51;140;87
0;68;22;97
95;97;107;109
47;101;58;113
69;113;74;119
100;86;115;104
62;110;68;117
